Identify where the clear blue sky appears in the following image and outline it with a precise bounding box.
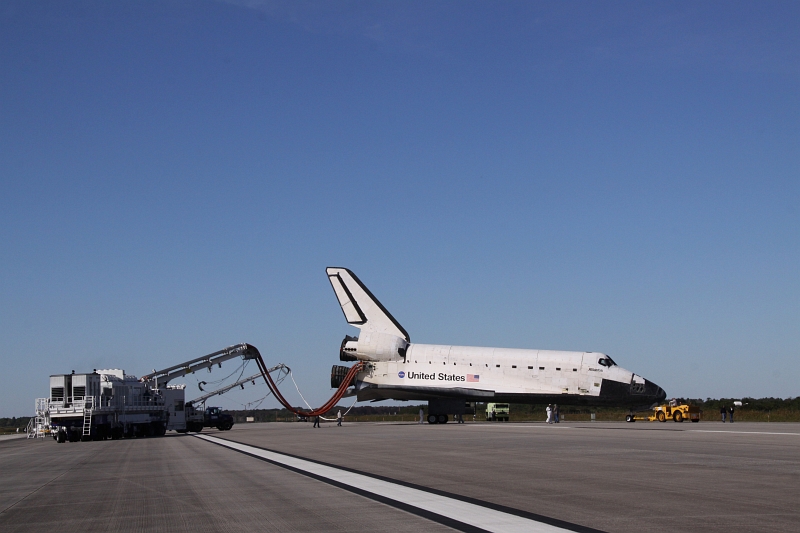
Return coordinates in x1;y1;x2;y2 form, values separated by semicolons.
1;1;797;417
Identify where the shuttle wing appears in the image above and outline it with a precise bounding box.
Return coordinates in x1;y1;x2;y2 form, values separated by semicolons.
326;267;410;342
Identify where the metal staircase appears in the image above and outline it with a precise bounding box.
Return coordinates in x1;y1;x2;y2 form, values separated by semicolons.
82;397;94;438
28;398;49;439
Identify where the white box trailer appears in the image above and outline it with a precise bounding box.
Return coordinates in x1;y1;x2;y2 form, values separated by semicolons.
46;369;181;442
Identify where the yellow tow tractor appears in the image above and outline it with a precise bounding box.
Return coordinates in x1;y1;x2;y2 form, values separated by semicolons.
626;402;701;423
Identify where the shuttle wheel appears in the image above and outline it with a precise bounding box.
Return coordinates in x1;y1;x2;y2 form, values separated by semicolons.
673;412;683;423
427;415;438;424
437;414;448;424
657;412;666;422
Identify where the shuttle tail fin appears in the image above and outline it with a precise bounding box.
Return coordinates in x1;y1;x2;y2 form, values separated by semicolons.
326;267;409;342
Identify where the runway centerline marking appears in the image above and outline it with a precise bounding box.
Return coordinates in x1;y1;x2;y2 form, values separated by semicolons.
195;434;602;533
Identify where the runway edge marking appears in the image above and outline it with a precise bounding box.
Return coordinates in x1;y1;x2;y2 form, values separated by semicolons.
194;434;604;533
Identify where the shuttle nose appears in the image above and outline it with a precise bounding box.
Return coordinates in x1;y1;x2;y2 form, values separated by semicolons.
645;379;667;403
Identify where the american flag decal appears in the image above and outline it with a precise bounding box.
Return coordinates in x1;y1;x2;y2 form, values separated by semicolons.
467;374;480;382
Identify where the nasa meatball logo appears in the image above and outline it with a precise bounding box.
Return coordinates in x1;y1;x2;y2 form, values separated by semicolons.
398;371;405;378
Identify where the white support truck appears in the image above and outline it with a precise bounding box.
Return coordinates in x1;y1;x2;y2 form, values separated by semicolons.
41;343;269;442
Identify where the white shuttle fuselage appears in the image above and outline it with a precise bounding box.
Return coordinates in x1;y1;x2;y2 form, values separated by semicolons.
328;267;666;410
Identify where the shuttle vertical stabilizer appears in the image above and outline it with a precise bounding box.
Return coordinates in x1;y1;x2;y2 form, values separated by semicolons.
326;267;409;341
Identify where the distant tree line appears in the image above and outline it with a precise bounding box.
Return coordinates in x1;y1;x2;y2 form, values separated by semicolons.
223;397;800;423
225;403;427;422
693;397;800;411
0;416;31;429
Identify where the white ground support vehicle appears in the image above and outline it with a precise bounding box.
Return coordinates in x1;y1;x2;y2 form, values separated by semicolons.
39;344;270;442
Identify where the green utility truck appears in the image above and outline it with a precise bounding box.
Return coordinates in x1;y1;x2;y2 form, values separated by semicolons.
486;403;510;421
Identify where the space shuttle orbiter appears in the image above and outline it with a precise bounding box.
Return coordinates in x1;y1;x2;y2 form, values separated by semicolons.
327;267;666;424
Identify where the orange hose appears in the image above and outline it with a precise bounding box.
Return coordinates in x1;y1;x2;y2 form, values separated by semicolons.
246;344;364;417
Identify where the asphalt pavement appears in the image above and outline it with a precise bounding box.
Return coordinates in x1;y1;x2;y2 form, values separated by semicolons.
1;421;798;532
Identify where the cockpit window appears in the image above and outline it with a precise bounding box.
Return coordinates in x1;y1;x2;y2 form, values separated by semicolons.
598;357;616;367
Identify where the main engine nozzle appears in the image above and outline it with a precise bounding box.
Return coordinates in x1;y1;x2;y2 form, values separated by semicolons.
331;365;352;388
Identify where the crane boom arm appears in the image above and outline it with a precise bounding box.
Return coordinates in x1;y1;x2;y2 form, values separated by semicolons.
140;343;260;385
186;364;289;407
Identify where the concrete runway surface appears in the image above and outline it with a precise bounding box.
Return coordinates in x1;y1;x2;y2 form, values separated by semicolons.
1;421;798;532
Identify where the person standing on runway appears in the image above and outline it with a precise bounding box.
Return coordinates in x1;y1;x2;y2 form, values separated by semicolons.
337;409;343;426
313;415;320;428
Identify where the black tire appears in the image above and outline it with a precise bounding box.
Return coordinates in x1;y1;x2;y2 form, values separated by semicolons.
437;414;448;424
626;414;634;423
691;419;700;423
673;412;683;423
57;431;66;443
427;414;438;424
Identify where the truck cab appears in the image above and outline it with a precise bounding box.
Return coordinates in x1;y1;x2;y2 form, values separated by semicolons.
204;407;234;431
486;402;510;421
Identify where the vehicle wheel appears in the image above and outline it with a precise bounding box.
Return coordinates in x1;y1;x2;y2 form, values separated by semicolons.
57;431;66;443
673;412;683;423
427;414;438;424
437;414;448;424
626;414;634;423
691;419;700;423
657;411;666;422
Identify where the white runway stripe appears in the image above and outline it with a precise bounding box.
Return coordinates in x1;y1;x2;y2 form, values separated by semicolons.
196;434;580;533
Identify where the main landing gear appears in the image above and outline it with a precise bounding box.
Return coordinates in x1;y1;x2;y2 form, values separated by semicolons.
427;414;449;424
